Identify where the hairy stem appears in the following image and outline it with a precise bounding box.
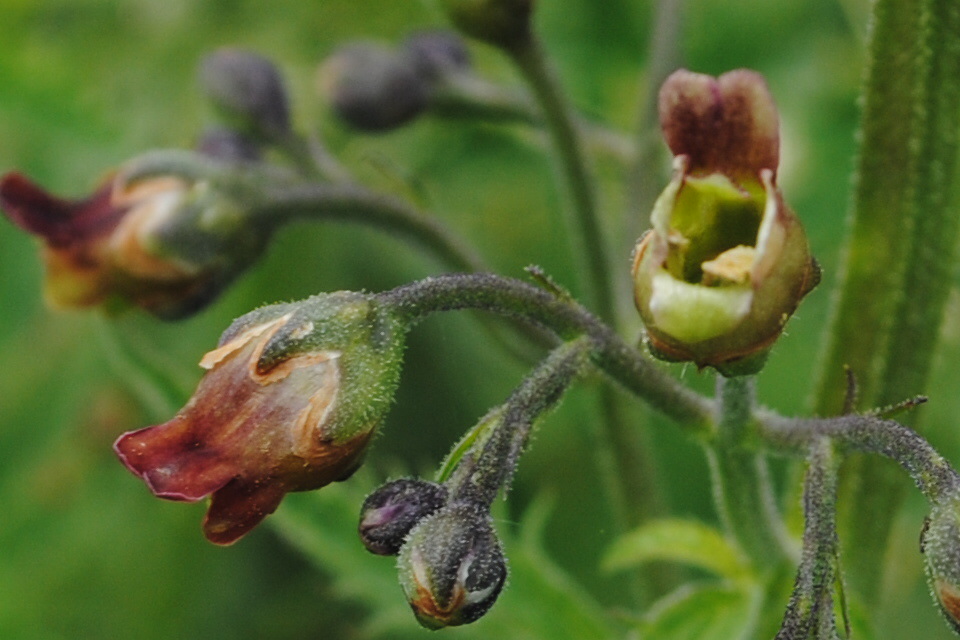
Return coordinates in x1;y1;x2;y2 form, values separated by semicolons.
709;376;791;568
378;273;714;430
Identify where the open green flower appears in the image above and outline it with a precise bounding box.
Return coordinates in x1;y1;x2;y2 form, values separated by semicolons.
631;69;818;375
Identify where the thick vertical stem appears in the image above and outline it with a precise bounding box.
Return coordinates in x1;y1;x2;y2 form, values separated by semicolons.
709;376;790;568
812;0;960;603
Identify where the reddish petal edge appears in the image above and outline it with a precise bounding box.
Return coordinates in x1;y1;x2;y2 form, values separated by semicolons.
113;423;237;502
202;479;287;545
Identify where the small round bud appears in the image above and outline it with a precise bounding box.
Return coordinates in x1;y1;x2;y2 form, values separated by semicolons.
922;497;960;633
199;48;291;139
318;43;429;132
403;30;471;81
196;127;262;163
397;502;507;629
359;478;448;556
439;0;534;49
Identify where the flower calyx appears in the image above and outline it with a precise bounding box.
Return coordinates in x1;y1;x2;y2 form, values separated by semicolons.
631;69;819;376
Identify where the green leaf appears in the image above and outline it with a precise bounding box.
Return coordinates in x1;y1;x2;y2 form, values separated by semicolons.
637;583;760;640
603;518;752;581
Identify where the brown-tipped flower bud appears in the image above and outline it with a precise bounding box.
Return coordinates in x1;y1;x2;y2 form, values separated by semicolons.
318;43;429;132
397;502;507;629
0;165;269;319
631;69;818;376
199;48;291;139
921;497;960;634
114;292;408;544
403;30;471;81
359;478;449;555
439;0;534;50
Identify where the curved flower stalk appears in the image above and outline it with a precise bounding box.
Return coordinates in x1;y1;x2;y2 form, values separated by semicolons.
114;292;408;544
631;69;819;375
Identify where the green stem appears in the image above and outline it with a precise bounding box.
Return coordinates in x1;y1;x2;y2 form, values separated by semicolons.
709;376;791;568
758;412;960;504
429;72;634;162
623;0;685;251
445;337;592;506
254;182;487;273
775;438;843;640
812;0;960;603
378;273;714;430
505;34;616;325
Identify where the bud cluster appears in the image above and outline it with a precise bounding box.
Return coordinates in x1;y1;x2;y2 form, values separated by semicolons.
318;31;471;132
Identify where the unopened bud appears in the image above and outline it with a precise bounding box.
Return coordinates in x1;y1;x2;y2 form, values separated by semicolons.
318;43;429;132
359;478;448;555
922;497;960;633
199;48;291;139
397;502;507;629
403;30;471;81
439;0;534;49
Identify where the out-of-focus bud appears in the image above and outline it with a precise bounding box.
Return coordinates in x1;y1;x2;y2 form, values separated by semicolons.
317;43;429;132
197;126;262;163
403;30;471;81
921;496;960;634
0;167;269;319
397;502;507;629
439;0;534;50
359;478;448;555
114;292;408;544
631;69;818;376
198;48;291;139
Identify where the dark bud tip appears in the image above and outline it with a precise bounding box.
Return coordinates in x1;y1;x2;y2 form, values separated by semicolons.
318;43;429;132
359;478;448;556
403;30;471;81
199;48;291;139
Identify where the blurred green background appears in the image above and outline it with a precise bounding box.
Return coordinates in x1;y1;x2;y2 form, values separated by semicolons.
2;0;959;638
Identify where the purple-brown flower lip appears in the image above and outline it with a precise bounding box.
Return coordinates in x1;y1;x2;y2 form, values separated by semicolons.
114;314;374;544
0;171;205;313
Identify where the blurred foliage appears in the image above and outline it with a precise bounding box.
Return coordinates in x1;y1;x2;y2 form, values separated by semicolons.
1;0;959;638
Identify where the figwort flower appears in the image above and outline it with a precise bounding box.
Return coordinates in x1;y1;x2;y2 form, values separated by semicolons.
114;292;407;544
1;166;270;319
631;69;818;375
397;501;507;629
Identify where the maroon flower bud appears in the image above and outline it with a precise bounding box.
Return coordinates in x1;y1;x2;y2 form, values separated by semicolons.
198;48;291;140
403;30;471;81
0;168;268;319
359;478;448;555
114;292;408;544
317;43;430;132
631;69;818;375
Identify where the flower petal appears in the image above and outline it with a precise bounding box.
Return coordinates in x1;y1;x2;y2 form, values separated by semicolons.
203;479;287;545
659;69;779;179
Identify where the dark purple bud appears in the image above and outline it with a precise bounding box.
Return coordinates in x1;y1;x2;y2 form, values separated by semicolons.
403;30;471;81
199;48;291;139
318;43;429;132
197;127;262;163
359;478;448;555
